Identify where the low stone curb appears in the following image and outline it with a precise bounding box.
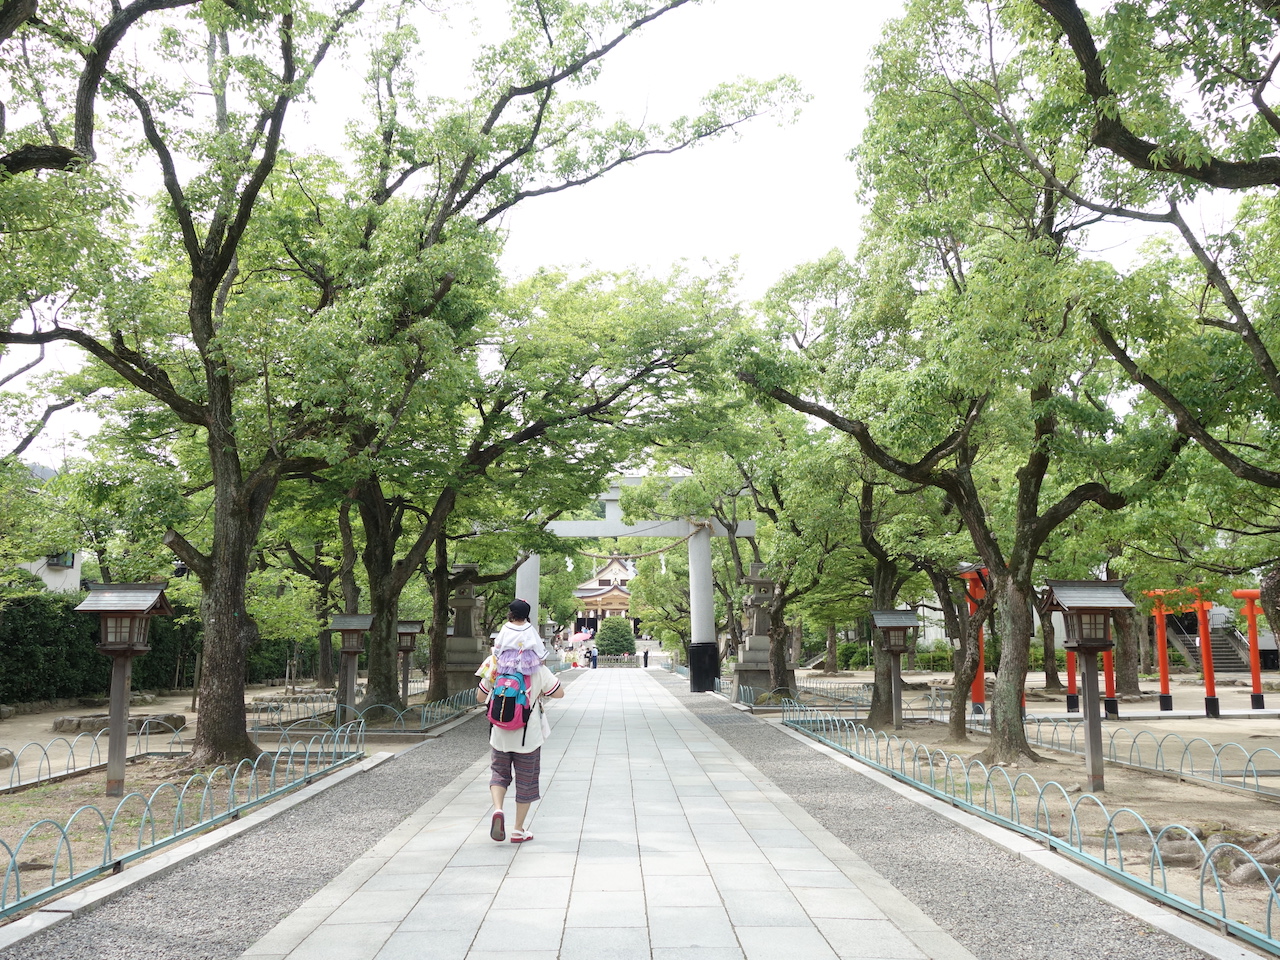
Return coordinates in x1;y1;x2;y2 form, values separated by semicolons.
0;749;401;954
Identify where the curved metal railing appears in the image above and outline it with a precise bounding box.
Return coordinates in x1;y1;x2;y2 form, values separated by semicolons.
782;701;1280;956
1018;717;1280;799
248;689;477;738
0;720;366;921
1;719;191;793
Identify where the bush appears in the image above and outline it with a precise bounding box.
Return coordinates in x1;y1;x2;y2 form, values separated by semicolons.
0;591;204;701
595;618;636;656
836;641;872;670
913;648;953;671
1028;644;1068;671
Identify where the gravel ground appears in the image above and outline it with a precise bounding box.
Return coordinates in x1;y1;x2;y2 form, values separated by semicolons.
652;674;1214;960
0;707;500;960
0;670;1223;960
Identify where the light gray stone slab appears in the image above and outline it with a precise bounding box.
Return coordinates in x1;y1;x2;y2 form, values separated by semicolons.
286;921;398;960
566;889;648;927
647;905;739;950
791;886;884;920
813;918;929;959
374;928;476;960
472;906;565;952
323;889;422;925
398;894;491;933
643;873;722;908
736;925;840;960
721;889;812;927
559;926;651;960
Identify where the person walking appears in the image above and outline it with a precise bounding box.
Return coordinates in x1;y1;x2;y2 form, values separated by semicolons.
590;646;598;669
643;648;649;667
476;599;564;843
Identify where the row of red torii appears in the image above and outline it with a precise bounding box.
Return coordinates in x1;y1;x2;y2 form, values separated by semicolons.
963;568;1270;719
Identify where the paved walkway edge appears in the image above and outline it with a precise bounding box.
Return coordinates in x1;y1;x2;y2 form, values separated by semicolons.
0;749;401;954
770;721;1265;960
680;694;981;960
240;753;493;958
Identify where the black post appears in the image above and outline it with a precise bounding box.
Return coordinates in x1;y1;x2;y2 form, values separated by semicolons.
689;644;718;692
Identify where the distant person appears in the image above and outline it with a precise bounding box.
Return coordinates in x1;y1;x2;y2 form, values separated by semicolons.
590;647;598;669
643;649;649;667
476;599;563;844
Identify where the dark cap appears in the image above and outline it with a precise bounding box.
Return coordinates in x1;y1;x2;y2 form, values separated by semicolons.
509;598;531;620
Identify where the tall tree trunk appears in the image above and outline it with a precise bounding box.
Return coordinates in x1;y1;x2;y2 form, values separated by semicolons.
923;566;977;742
316;629;335;689
824;623;838;675
176;335;282;764
866;557;899;729
1139;615;1153;675
1113;606;1141;696
356;479;403;708
1042;612;1063;691
984;573;1039;763
183;467;278;763
1260;566;1280;648
426;535;451;701
767;601;797;696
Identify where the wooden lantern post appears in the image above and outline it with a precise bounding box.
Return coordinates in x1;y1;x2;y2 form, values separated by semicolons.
329;614;372;723
1040;580;1134;794
75;583;173;798
872;610;919;731
397;620;424;703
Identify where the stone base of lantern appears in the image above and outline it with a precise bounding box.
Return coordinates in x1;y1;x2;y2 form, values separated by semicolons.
730;635;795;703
446;635;488;696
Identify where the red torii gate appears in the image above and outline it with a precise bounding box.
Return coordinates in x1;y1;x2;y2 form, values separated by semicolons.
1231;589;1267;710
1146;588;1218;716
958;566;987;715
1147;586;1270;716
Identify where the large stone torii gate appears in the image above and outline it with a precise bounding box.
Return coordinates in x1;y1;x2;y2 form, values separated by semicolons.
515;481;755;692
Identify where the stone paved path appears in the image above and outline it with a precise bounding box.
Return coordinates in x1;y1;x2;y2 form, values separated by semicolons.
241;668;979;960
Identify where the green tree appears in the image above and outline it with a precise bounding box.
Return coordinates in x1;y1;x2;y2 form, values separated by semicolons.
962;1;1280;625
738;7;1187;759
0;0;799;761
595;617;635;655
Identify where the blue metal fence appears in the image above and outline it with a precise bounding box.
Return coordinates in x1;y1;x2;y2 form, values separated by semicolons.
782;701;1280;956
0;721;366;920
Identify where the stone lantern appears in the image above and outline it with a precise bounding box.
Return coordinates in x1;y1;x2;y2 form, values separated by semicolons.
75;583;173;797
329;614;372;720
396;620;424;703
445;565;486;695
872;610;918;730
1040;579;1134;793
732;563;784;703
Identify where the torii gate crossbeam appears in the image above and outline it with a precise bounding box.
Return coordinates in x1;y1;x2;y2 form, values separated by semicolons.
517;483;753;692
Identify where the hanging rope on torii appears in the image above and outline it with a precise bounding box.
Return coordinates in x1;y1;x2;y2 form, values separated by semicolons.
574;519;714;560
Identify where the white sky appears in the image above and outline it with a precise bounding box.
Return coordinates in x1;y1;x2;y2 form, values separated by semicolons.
488;0;899;299
16;0;902;462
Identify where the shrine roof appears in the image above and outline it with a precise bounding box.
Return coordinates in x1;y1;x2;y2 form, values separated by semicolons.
871;610;919;628
1040;579;1134;611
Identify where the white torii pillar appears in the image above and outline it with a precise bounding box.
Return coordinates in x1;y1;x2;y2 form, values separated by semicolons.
525;482;753;692
514;553;540;626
